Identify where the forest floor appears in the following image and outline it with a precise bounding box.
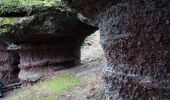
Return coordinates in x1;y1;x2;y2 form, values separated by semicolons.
2;31;105;100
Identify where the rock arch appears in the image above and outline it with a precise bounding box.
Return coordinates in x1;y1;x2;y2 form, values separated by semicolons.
63;0;170;99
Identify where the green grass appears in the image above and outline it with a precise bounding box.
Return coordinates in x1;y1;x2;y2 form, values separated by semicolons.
9;74;81;100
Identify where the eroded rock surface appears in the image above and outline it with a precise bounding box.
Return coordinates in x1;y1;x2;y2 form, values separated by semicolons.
0;8;97;82
0;42;20;85
64;0;170;99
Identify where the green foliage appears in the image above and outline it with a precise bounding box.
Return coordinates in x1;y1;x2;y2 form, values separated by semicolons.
9;74;81;100
2;0;61;7
0;18;20;33
1;18;19;26
2;0;20;5
0;0;61;15
0;28;7;33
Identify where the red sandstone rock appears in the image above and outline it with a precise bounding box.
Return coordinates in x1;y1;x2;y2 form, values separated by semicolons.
64;0;170;99
0;42;20;85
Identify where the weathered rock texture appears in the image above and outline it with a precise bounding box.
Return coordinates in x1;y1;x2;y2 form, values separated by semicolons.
64;0;170;99
1;9;97;82
0;42;20;85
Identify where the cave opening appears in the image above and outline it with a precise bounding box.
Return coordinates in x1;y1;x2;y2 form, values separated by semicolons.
81;30;104;63
10;51;20;83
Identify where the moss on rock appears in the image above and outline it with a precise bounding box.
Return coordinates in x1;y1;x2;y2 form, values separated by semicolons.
0;28;8;33
0;0;61;16
1;18;19;26
0;18;18;37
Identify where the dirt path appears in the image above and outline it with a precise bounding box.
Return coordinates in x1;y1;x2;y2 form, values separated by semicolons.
2;59;105;100
2;31;104;100
56;60;105;100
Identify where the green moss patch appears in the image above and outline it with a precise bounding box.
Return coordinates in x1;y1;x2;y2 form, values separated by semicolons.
9;74;81;100
0;17;20;34
2;0;61;7
38;74;81;94
1;18;19;26
0;28;8;33
0;0;61;16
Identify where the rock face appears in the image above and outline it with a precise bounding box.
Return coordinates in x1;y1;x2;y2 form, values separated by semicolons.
1;10;97;82
64;0;170;99
0;42;20;85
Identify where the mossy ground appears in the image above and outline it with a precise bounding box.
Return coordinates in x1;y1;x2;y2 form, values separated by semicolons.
9;74;81;100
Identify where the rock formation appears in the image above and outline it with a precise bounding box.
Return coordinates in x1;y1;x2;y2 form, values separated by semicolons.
0;8;97;83
0;42;20;85
64;0;170;99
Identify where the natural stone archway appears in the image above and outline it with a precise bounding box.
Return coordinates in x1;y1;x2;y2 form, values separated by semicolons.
1;9;97;83
0;42;20;85
64;0;170;99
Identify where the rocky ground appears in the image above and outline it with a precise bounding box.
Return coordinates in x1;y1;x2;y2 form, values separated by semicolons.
2;31;105;100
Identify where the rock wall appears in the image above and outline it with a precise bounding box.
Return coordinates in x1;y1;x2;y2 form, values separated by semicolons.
0;42;20;85
64;0;170;99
